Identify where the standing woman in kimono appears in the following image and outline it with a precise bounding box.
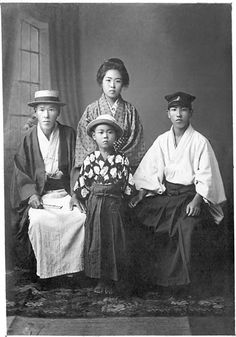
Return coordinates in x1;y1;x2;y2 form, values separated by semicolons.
72;58;145;186
73;114;135;295
129;92;226;295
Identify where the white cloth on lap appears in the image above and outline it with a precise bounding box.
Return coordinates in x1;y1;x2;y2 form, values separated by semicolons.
28;190;86;279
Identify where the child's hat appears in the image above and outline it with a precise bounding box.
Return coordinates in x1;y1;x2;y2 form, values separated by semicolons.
165;92;196;109
28;90;65;107
87;114;123;138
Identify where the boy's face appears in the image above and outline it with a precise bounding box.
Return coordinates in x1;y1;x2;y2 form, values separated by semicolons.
167;105;192;131
92;124;117;151
35;103;60;135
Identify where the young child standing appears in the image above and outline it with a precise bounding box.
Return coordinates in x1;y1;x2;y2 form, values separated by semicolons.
129;92;226;295
74;114;135;294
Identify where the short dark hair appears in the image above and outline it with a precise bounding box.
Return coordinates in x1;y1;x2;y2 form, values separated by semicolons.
96;58;130;87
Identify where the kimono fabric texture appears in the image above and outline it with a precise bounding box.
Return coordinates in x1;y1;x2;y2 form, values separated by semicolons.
134;182;213;287
28;190;86;279
74;93;145;169
75;150;135;282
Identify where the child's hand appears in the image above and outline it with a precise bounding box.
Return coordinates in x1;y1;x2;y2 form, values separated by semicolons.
69;193;86;213
186;193;202;216
129;189;147;208
129;195;141;208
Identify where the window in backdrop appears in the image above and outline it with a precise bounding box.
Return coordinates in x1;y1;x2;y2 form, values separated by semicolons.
19;20;40;116
7;15;50;152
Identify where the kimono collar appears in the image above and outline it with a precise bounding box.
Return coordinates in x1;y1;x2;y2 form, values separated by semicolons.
37;121;59;142
170;124;194;153
101;93;121;116
170;124;194;141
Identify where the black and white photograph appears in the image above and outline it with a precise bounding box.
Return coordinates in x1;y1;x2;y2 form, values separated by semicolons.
2;1;234;335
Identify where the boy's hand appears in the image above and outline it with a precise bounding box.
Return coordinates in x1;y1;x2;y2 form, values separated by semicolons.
28;194;43;209
186;193;202;216
129;189;147;208
69;193;86;213
129;195;141;208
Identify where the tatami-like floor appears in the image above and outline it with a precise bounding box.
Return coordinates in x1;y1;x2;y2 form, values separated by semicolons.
6;315;235;335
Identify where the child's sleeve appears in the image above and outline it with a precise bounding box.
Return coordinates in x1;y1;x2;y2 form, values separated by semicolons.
73;157;91;200
122;155;137;197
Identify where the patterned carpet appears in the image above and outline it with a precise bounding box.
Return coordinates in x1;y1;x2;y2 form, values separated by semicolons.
6;268;234;319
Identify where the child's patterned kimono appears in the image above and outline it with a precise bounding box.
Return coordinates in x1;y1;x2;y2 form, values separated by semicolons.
74;150;135;281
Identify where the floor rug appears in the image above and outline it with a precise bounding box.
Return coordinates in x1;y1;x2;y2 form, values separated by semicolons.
6;269;234;319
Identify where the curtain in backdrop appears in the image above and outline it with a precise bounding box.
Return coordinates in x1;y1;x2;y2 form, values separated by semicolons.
2;5;19;124
49;5;81;128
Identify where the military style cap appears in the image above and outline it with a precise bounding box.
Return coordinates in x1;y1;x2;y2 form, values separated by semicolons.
28;90;65;107
165;92;196;109
87;114;123;138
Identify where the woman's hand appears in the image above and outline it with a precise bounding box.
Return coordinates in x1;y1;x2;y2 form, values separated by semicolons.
129;189;147;208
28;194;43;209
69;193;86;213
186;193;203;216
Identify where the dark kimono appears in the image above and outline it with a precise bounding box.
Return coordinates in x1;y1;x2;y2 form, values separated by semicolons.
10;122;76;263
74;150;135;281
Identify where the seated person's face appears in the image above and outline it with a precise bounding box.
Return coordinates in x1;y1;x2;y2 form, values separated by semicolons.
35;104;60;135
92;124;117;150
167;106;192;130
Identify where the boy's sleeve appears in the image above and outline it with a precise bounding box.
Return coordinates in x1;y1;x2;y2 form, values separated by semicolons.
122;155;137;198
73;159;91;200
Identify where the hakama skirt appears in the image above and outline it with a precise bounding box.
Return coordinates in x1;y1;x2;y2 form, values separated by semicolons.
134;182;213;286
84;183;127;282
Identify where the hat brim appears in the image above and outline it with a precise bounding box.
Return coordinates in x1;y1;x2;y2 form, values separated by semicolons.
28;100;65;107
87;119;123;138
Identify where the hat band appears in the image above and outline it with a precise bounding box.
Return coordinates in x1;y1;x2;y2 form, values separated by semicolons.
168;100;191;108
34;96;60;102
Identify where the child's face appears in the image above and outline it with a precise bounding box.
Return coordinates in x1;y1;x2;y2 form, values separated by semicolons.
92;124;117;151
167;106;192;130
35;103;60;135
102;69;123;103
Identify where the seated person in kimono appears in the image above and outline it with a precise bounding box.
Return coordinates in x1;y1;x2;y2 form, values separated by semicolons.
10;90;86;286
129;91;226;297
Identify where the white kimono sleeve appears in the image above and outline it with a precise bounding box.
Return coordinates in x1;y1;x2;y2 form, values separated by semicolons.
133;137;166;194
195;139;226;224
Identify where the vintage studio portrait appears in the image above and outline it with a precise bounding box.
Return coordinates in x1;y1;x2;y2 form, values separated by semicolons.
2;2;233;335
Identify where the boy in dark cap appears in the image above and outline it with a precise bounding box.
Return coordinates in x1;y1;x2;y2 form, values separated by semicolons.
129;91;226;296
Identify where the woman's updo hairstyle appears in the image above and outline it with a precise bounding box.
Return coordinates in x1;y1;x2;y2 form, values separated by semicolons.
96;58;130;87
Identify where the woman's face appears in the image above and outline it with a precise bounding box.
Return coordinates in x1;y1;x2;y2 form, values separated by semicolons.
102;69;123;104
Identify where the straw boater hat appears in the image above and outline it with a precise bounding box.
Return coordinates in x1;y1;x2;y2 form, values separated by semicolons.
87;114;123;138
28;90;66;107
